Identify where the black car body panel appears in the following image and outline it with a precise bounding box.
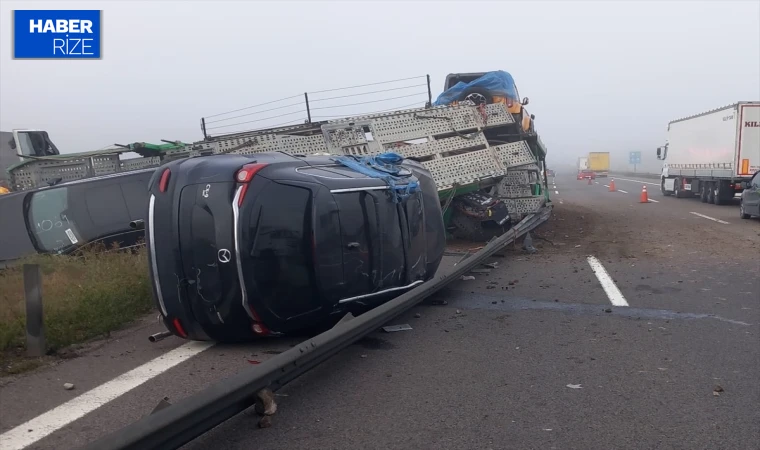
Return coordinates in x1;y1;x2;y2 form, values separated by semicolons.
0;170;153;266
146;152;445;341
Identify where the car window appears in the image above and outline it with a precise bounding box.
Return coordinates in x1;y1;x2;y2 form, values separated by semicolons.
85;183;130;228
752;173;760;188
27;187;81;253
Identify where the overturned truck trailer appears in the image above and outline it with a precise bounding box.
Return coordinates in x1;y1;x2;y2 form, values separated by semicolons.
193;102;550;240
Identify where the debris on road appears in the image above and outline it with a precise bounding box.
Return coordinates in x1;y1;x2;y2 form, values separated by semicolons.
604;308;612;313
461;275;476;281
247;359;261;365
254;389;278;416
258;416;273;428
360;354;368;358
63;383;75;391
566;384;583;389
382;324;413;333
523;232;538;254
483;262;499;268
414;313;421;318
713;385;725;396
456;309;462;314
470;268;492;274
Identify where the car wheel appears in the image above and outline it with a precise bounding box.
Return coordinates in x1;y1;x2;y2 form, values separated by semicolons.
707;183;716;204
457;87;494;106
740;202;751;219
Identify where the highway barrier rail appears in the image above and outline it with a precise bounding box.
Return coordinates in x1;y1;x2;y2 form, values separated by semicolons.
81;205;553;450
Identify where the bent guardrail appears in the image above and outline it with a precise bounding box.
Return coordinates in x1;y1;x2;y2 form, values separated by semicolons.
81;205;552;450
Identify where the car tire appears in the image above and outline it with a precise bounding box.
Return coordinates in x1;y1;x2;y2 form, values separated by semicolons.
740;202;751;219
457;87;494;106
450;211;505;242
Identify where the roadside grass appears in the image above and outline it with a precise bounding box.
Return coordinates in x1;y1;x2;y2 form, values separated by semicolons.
0;244;154;373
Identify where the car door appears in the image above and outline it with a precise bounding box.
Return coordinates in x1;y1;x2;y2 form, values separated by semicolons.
746;172;760;215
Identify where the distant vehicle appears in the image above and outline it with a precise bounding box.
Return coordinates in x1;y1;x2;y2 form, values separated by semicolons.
588;152;610;177
147;152;446;342
739;170;760;219
577;156;589;172
546;169;556;177
657;102;760;204
577;169;596;180
0;169;152;265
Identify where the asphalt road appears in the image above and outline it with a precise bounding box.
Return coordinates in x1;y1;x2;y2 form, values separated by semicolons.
1;173;758;450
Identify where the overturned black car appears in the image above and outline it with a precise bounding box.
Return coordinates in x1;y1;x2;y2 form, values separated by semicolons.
146;151;446;342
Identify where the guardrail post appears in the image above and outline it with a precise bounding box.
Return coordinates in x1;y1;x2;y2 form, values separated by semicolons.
24;264;45;357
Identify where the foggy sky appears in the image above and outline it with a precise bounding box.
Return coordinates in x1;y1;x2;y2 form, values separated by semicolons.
1;0;759;174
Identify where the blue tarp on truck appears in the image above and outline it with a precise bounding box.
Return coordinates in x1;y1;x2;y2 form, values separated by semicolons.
433;70;519;106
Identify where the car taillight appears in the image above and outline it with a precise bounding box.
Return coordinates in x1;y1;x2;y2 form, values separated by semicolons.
159;168;171;193
172;317;188;338
235;163;268;206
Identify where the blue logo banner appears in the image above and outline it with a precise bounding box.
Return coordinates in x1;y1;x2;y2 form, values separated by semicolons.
13;10;102;59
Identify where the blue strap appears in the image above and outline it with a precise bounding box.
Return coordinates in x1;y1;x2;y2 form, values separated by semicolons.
331;152;419;203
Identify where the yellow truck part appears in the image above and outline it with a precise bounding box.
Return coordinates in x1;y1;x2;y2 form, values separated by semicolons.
588;152;610;177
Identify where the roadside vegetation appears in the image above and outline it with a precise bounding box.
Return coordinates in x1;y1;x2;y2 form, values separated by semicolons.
0;244;153;373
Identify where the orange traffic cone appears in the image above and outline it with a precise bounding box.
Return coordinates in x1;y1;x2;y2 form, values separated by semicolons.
609;179;616;192
640;185;648;203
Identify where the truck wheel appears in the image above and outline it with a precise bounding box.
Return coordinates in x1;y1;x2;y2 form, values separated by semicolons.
660;178;673;196
715;181;734;205
707;183;716;204
700;185;709;203
674;178;686;198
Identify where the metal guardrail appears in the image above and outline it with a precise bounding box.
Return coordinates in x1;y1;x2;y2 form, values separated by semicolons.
81;205;552;450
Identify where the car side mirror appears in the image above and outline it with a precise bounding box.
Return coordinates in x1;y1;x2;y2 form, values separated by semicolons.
521;97;530;106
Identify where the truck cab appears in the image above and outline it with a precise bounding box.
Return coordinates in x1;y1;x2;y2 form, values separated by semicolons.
1;129;61;193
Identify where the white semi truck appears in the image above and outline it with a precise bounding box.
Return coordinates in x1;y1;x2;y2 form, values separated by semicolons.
656;102;760;204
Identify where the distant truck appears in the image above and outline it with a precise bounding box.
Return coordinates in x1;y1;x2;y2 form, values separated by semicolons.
577;156;589;172
656;102;760;204
588;152;610;177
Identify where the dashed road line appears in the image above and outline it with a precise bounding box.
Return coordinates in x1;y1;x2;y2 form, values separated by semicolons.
0;341;215;450
603;184;609;188
555;190;559;195
587;256;629;307
612;177;660;186
617;189;628;194
595;181;599;184
647;198;660;203
690;212;730;225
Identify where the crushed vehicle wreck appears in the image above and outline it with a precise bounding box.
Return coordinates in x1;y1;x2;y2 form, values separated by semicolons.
146;151;446;341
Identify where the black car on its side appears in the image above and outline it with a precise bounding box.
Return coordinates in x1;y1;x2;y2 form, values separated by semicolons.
146;151;446;342
0;169;154;267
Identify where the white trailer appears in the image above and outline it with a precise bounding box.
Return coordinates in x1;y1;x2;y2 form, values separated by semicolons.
577;156;589;171
656;102;760;204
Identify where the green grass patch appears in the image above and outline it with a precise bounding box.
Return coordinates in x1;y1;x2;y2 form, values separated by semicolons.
0;245;154;364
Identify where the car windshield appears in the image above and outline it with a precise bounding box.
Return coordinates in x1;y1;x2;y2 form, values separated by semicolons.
27;187;81;253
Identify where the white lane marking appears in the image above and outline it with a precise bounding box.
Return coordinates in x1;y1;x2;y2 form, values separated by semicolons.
618;189;629;194
595;182;599;184
559;200;564;204
612;177;660;186
690;212;730;225
555;190;559;195
647;198;660;203
603;184;610;188
587;256;629;307
0;341;214;450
